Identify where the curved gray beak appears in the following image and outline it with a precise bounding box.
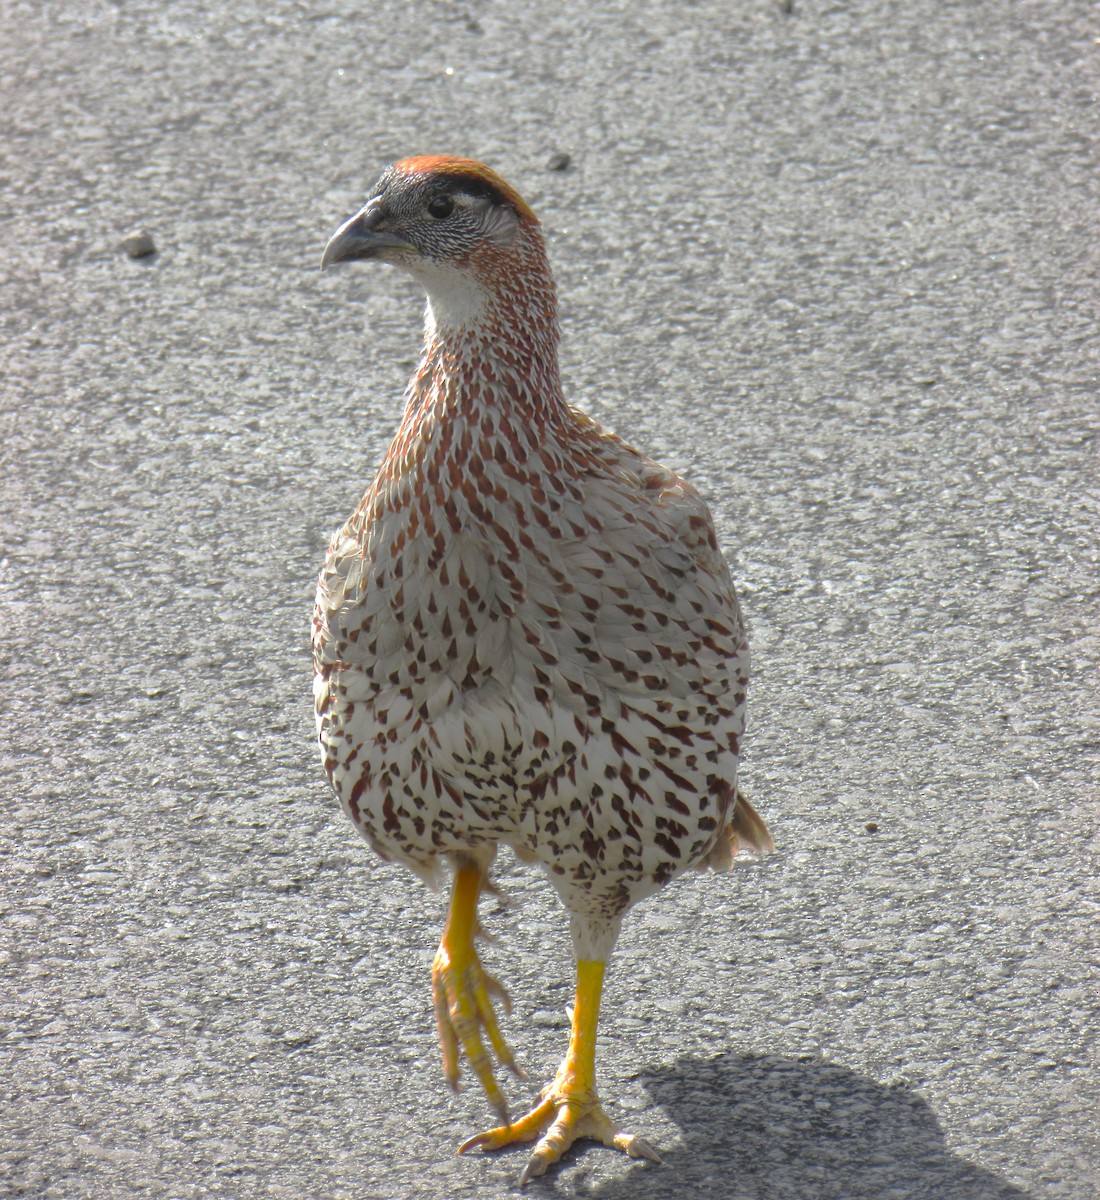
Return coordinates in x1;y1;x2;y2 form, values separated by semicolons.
320;200;414;269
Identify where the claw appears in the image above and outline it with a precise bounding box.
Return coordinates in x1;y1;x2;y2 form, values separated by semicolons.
613;1131;662;1164
482;970;513;1016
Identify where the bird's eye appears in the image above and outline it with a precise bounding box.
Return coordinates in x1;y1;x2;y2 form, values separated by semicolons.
427;195;455;219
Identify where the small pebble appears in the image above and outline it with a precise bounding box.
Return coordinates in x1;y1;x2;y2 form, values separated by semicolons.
864;821;879;833
530;1009;568;1028
120;230;156;259
546;152;571;172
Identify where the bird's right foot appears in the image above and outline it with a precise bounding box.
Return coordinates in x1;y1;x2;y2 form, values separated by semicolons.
457;1074;660;1184
457;959;660;1185
432;864;523;1120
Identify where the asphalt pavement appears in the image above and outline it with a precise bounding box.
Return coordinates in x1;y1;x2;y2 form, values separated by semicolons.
2;2;1097;1198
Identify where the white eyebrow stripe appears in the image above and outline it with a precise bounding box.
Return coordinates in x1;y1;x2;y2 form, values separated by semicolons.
452;191;493;207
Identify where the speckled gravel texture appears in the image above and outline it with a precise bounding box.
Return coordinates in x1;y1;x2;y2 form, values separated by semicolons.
2;2;1097;1198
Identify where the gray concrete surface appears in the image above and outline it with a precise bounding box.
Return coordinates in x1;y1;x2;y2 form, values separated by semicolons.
2;2;1097;1197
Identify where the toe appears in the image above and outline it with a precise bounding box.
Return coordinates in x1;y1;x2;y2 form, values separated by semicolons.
516;1109;573;1183
456;1093;556;1156
431;967;461;1089
473;970;524;1080
519;1148;553;1186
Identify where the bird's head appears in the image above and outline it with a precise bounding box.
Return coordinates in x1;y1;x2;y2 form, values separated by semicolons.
321;156;552;333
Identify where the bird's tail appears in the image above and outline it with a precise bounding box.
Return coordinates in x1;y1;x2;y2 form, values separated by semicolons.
698;787;775;871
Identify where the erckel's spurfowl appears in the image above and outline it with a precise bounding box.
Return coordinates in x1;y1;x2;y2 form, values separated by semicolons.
314;156;773;1183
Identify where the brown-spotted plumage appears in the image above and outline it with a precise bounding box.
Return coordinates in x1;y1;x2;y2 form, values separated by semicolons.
314;156;772;1183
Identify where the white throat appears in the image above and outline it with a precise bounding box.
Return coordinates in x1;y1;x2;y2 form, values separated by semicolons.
416;263;491;335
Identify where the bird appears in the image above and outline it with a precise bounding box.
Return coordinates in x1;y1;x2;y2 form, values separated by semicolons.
313;155;773;1184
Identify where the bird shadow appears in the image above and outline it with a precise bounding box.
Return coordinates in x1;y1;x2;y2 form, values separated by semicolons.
533;1051;1032;1200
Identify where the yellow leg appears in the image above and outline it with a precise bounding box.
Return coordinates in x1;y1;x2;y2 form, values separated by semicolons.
432;861;521;1122
458;958;661;1184
564;958;601;1081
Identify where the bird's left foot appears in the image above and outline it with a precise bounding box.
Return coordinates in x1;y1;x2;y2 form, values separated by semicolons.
457;1076;661;1185
433;863;523;1121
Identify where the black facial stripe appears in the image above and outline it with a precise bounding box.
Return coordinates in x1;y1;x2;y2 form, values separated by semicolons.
436;173;509;209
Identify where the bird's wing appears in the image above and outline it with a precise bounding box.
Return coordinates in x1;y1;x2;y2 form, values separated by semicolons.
541;415;748;708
